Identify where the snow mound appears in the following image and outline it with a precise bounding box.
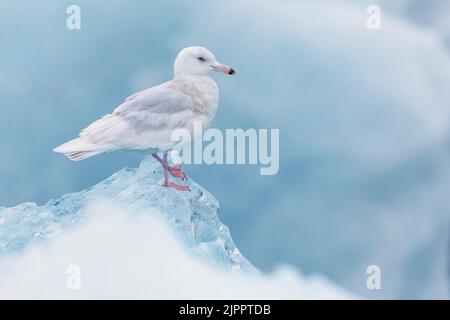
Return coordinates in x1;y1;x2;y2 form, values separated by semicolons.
0;202;355;299
0;157;355;299
0;157;254;272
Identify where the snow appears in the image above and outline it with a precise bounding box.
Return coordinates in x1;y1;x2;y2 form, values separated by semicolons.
0;157;354;299
0;157;255;273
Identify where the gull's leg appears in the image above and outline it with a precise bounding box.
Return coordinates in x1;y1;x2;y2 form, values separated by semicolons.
152;153;163;165
161;152;190;191
153;152;170;186
167;164;188;181
162;152;170;187
154;152;188;181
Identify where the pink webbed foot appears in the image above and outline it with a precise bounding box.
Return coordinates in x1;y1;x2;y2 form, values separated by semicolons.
164;181;191;191
154;152;190;191
168;164;188;180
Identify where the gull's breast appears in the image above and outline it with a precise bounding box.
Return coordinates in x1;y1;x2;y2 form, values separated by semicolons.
173;76;219;127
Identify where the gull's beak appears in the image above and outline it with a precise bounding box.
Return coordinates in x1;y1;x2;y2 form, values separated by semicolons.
211;63;235;75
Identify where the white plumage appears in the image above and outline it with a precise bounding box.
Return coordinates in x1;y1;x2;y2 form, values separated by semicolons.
54;46;235;161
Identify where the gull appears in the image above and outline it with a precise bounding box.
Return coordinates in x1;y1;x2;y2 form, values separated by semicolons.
54;46;235;190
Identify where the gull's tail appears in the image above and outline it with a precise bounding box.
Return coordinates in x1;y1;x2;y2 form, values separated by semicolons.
53;138;107;161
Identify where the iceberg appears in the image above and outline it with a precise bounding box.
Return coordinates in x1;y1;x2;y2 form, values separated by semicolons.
0;157;255;273
0;156;357;299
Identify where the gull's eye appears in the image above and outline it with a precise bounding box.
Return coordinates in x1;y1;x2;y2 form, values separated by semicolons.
197;57;207;62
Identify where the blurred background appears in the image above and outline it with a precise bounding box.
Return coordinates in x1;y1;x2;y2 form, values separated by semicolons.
0;0;449;299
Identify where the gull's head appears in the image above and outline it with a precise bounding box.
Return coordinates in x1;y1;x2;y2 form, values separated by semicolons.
174;46;235;78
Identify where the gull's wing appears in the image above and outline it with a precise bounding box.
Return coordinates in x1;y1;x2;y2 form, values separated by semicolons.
54;81;195;160
114;83;192;116
78;82;194;148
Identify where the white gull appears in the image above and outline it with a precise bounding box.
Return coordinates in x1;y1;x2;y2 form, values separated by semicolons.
53;46;235;190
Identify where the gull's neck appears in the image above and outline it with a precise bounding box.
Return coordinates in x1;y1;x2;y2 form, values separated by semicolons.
173;71;212;81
